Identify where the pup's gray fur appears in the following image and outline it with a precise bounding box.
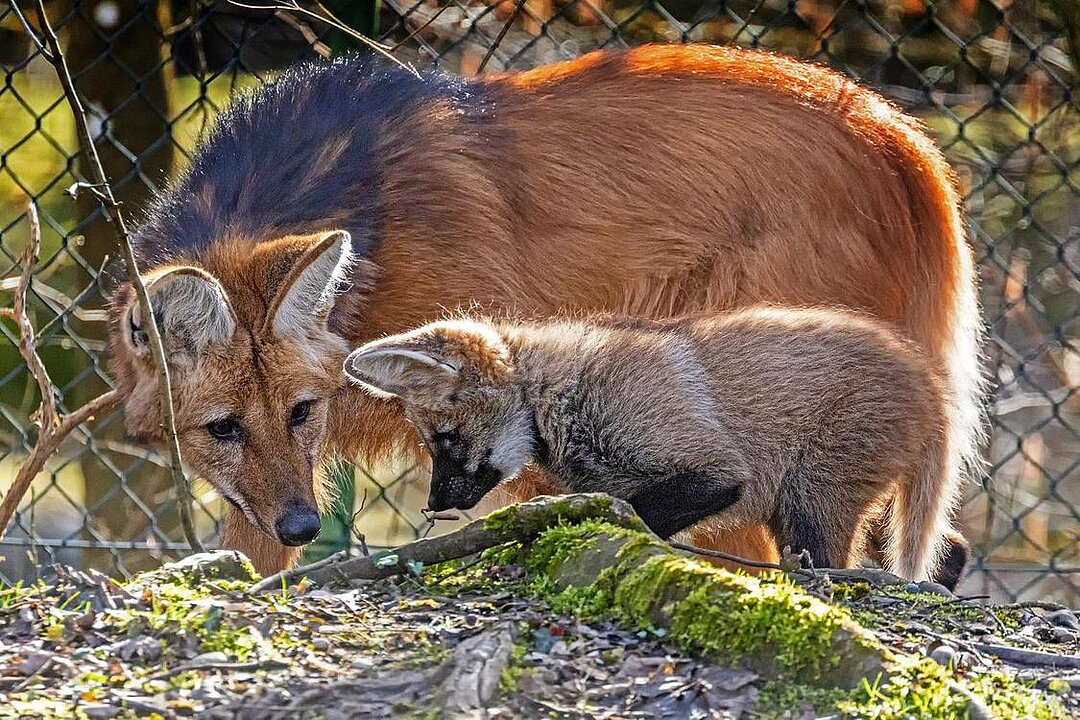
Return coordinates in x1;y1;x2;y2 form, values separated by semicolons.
344;307;952;581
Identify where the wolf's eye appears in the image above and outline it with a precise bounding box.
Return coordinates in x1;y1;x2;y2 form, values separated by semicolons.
290;400;313;427
207;417;241;442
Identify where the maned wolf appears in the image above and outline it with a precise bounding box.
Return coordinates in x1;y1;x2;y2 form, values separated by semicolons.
343;309;951;580
108;44;981;578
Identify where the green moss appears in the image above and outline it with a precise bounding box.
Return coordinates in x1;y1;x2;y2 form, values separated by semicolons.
482;494;648;540
513;524;1068;718
499;641;529;694
618;555;875;678
482;495;615;537
523;519;608;575
755;680;848;718
838;655;1065;720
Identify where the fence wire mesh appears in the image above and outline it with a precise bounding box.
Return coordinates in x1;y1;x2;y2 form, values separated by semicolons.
0;0;1077;602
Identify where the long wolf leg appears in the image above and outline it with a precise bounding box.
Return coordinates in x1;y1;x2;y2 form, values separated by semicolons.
866;512;969;589
628;471;741;539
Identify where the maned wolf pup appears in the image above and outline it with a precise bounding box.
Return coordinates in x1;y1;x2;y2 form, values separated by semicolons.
344;308;952;581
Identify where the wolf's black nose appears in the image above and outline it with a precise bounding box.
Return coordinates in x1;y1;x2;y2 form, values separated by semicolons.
276;505;321;546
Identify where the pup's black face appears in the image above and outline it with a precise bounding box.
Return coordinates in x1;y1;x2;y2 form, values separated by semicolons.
425;431;505;511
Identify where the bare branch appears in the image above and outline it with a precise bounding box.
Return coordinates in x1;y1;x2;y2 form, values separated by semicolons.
273;9;332;57
250;493;647;593
0;202;121;536
16;3;204;553
477;0;528;74
390;2;457;52
226;0;420;78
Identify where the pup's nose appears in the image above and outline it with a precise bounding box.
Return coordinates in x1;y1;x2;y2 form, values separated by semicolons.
275;505;321;546
426;491;450;513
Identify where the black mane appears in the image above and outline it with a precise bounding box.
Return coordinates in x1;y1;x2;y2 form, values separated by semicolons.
134;55;480;266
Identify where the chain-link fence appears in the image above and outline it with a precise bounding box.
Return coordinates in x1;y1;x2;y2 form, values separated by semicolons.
0;0;1077;602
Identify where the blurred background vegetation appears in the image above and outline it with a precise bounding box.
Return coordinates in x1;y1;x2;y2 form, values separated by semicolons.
0;0;1078;602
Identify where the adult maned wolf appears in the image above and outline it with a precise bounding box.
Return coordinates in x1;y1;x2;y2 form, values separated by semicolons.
108;44;982;581
343;309;951;581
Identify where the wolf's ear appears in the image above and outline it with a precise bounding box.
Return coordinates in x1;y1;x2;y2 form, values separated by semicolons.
126;267;236;358
343;345;459;403
268;230;353;336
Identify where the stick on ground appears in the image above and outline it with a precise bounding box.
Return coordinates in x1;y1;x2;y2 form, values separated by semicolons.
250;493;648;593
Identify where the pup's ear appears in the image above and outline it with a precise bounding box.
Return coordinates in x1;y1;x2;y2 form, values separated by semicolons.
125;266;236;359
343;345;459;404
267;230;353;336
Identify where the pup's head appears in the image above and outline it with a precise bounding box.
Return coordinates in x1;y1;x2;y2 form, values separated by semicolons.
108;230;361;547
344;319;534;511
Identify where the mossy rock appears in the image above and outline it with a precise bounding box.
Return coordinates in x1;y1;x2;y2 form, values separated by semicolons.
523;521;885;689
134;550;260;588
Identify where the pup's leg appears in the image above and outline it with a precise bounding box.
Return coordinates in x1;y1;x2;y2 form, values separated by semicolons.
628;471;741;539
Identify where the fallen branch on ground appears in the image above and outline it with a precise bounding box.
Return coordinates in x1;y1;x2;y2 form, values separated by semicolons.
0;202;120;536
252;492;915;597
250;493;647;593
14;2;204;553
972;643;1080;670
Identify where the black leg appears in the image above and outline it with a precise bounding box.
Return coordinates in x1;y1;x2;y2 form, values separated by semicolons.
775;468;843;569
933;531;970;591
628;471;741;539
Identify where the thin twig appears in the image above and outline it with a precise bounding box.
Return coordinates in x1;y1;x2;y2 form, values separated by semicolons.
17;3;204;553
150;659;290;682
668;540;789;571
0;202;121;536
391;2;456;52
226;0;419;78
273;8;332;57
349;487;370;555
476;0;529;74
7;1;52;61
421;508;461;538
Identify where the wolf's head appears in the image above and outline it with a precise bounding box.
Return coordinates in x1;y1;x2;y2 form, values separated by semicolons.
344;319;535;512
109;230;362;547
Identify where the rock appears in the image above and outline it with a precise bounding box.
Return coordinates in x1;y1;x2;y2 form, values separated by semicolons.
14;651;73;677
16;651;54;676
1050;627;1077;644
930;645;957;667
105;636;162;662
439;624;515;714
917;581;954;598
191;651;229;665
81;705;119;719
1046;609;1080;631
157;551;259;584
312;638;330;652
533;627;557;654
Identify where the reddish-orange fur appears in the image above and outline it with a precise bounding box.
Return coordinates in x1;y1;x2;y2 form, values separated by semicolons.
109;45;980;576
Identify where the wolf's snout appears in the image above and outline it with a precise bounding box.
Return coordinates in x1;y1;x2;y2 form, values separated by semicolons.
275;505;321;546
